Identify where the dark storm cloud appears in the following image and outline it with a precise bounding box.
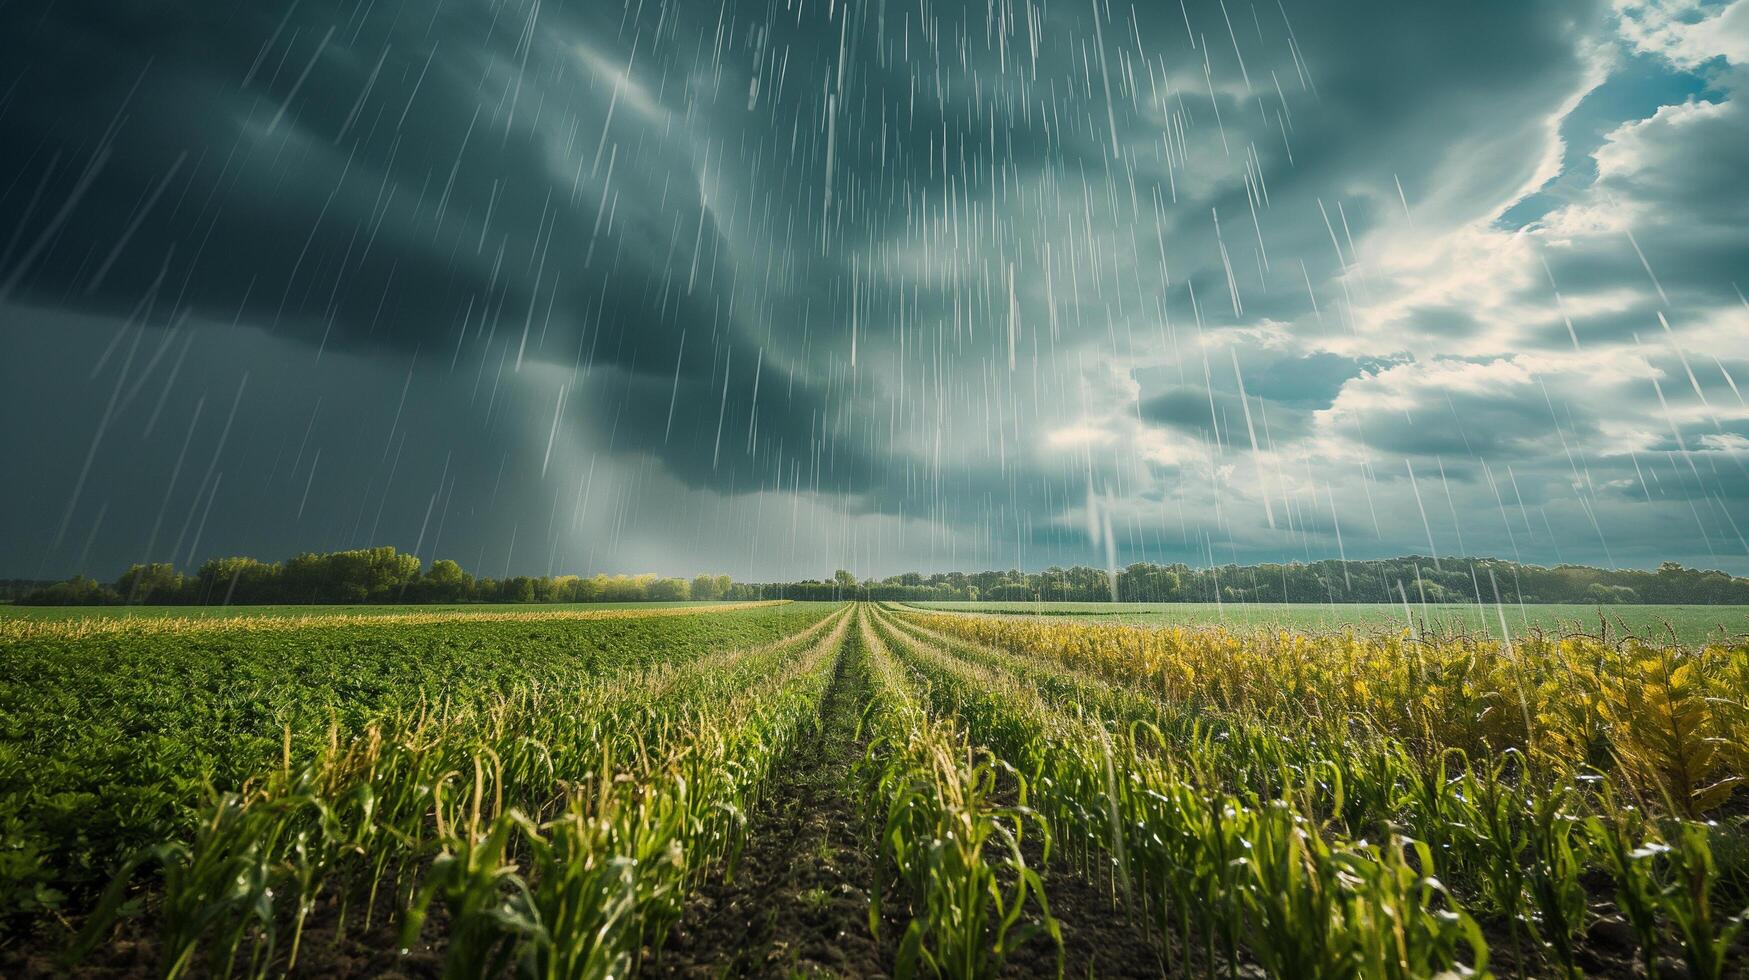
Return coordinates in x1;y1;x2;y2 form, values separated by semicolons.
0;0;865;501
0;0;1607;395
2;0;1745;580
0;0;752;368
732;0;1614;366
568;357;887;500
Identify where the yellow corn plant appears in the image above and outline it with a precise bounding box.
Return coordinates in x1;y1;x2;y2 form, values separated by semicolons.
900;606;1749;810
1598;645;1742;817
884;602;1748;978
872;605;1488;978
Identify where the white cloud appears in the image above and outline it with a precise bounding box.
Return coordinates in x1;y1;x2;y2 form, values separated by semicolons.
1617;0;1749;66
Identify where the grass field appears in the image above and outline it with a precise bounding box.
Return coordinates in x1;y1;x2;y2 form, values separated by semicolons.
904;600;1749;646
2;600;1745;977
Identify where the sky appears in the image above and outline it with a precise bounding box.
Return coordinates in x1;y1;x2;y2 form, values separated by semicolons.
1;0;1747;583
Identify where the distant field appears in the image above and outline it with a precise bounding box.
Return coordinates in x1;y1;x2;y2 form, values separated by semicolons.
0;599;746;621
903;600;1749;645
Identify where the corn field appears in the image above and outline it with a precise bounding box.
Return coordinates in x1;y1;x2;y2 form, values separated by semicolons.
2;601;1746;977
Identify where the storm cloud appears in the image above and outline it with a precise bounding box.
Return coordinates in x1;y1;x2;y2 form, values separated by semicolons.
2;0;1746;580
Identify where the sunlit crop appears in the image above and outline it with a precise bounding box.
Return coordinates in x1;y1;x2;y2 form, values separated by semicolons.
8;601;1746;977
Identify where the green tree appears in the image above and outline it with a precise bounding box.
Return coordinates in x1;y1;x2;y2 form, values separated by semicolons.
19;576;120;605
500;577;536;603
647;577;690;601
421;559;471;602
115;563;186;604
195;556;281;604
691;574;721;600
832;569;857;598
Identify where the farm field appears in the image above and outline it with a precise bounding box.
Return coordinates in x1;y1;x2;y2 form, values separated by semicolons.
11;0;1749;975
0;601;829;954
0;599;749;622
906;600;1749;646
2;600;1746;978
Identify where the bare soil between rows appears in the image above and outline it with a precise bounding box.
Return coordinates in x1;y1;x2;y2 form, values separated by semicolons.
651;635;1169;979
651;645;893;978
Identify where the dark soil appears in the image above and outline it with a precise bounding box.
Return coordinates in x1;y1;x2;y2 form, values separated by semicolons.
284;896;448;979
651;647;894;979
999;860;1172;979
4;877;448;979
1473;899;1749;980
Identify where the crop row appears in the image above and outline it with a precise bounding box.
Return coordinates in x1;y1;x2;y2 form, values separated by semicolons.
65;606;852;976
874;603;1746;978
16;600;1746;977
60;603;1081;979
898;607;1749;818
0;602;835;938
853;606;1058;976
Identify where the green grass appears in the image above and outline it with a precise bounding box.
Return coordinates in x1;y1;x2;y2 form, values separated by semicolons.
0;599;748;621
903;601;1749;646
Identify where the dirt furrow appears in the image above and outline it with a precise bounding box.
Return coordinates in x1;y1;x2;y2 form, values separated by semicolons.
652;639;891;978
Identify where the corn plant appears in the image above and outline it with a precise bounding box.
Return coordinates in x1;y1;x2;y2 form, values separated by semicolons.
1658;820;1745;980
872;604;1487;978
890;602;1747;974
73;607;852;977
1587;796;1667;979
857;608;1060;979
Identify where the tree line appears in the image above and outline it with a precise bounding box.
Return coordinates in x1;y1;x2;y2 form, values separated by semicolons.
762;557;1749;605
11;549;1748;606
15;547;748;606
